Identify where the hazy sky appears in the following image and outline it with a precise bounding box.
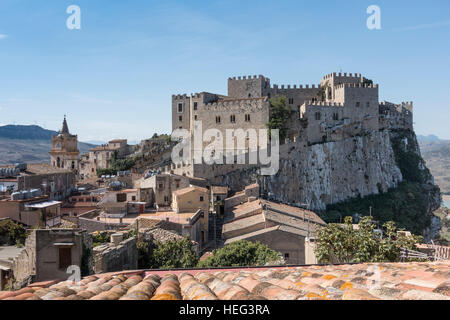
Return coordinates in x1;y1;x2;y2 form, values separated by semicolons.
0;0;449;142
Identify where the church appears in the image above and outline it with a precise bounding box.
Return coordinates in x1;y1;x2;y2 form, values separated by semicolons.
49;116;80;173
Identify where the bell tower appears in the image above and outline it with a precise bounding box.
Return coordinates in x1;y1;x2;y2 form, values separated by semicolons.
49;116;80;172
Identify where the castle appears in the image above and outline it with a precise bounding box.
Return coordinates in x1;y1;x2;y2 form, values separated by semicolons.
169;72;413;178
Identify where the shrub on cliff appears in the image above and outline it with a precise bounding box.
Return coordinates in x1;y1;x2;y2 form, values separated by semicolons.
266;96;292;143
197;240;281;268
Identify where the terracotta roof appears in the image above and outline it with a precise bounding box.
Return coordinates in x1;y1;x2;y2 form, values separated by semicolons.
211;186;228;194
173;186;208;196
260;200;326;226
223;200;325;238
224;225;308;244
2;262;449;300
145;228;184;243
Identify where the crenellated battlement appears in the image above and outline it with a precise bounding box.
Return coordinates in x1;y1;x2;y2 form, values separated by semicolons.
323;72;363;80
334;83;378;89
172;94;189;100
271;84;320;90
303;101;344;107
228;75;265;80
203;97;269;111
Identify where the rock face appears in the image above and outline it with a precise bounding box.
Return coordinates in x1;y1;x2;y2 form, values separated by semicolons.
218;130;403;211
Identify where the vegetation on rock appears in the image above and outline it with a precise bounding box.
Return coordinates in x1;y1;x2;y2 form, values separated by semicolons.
266;96;292;143
324;129;441;236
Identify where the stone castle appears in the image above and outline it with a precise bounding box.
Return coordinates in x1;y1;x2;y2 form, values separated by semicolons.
168;72;413;179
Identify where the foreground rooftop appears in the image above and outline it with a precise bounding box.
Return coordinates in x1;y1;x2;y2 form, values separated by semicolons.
0;261;449;300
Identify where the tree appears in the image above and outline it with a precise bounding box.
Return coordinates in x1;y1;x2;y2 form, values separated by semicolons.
150;237;198;269
197;240;281;268
266;96;292;143
314;216;422;264
317;81;329;101
0;220;27;246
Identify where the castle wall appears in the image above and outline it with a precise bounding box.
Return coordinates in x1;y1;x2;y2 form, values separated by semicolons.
379;101;413;131
227;75;270;98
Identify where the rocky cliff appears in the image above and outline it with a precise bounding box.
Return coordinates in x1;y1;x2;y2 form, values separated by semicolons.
214;128;441;237
217;130;402;210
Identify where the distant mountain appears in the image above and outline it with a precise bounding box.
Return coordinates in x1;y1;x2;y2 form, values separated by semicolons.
418;135;450;194
417;134;442;143
0;125;58;140
0;125;96;165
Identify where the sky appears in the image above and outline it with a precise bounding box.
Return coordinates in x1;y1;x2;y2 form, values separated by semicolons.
0;0;449;142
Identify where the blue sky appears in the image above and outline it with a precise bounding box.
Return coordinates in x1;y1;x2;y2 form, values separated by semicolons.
0;0;449;142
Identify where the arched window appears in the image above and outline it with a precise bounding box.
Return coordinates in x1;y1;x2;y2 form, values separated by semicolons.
71;161;75;169
57;157;61;168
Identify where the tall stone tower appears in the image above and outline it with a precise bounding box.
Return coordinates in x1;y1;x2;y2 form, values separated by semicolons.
49;116;80;172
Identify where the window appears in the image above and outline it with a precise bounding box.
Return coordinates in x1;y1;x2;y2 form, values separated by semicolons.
315;112;321;120
356;102;360;107
366;102;370;108
193;102;198;110
200;196;204;202
194;115;198;120
268;93;271;99
288;98;294;104
284;253;290;260
132;196;136;201
179;115;182;122
158;183;164;190
117;193;126;202
71;161;75;169
59;247;72;270
230;115;236;123
178;103;183;113
175;180;180;188
245;114;251;122
248;93;251;98
333;113;339;120
216;116;221;124
164;196;169;202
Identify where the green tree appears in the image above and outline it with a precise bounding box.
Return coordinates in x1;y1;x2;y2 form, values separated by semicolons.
316;81;329;101
198;240;281;268
314;216;422;264
0;220;27;246
266;96;292;143
150;237;198;269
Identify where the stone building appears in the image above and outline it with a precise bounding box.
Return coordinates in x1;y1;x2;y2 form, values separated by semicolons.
136;173;190;208
0;163;75;201
49;116;79;173
222;197;326;265
0;195;62;228
169;72;414;179
78;139;130;180
1;229;91;289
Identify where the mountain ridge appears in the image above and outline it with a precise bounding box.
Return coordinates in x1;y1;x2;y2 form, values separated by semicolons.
0;124;97;165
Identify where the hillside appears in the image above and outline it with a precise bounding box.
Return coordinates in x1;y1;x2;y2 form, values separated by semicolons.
418;135;450;194
0;125;96;165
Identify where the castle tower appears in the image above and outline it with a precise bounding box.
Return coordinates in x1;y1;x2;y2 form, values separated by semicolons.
49;116;80;172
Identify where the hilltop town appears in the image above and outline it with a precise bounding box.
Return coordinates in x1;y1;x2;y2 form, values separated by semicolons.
0;72;448;299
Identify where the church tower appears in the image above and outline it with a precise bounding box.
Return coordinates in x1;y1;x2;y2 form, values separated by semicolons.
49;116;80;172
